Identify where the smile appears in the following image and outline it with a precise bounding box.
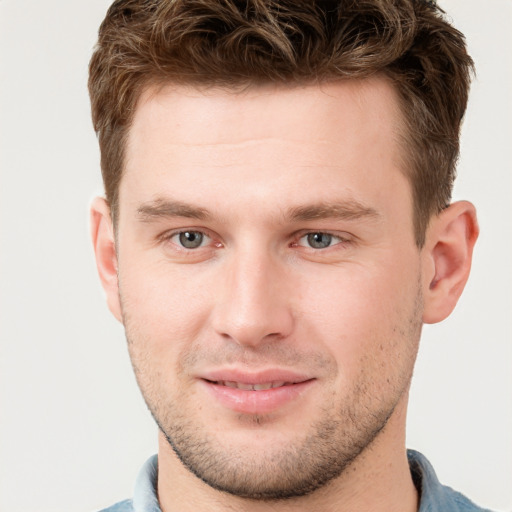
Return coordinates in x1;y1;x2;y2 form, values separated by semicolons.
199;373;315;415
210;380;293;391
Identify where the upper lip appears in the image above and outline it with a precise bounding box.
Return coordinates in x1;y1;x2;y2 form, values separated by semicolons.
199;368;313;386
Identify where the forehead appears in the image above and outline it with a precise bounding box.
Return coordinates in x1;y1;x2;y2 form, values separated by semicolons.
129;77;403;149
121;78;410;224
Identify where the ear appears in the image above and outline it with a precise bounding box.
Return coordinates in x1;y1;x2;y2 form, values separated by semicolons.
90;197;123;322
421;201;479;324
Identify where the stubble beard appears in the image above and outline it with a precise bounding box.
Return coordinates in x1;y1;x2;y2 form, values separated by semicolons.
152;387;403;501
123;290;423;501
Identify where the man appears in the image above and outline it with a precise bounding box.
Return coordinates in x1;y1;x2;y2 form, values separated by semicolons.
88;1;489;511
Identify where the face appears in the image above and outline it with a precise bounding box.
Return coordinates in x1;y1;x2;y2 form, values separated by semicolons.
115;79;424;499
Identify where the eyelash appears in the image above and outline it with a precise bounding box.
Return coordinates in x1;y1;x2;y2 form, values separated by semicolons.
159;229;219;250
294;232;350;250
159;229;351;252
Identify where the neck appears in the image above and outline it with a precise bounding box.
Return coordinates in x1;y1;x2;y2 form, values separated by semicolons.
157;393;418;512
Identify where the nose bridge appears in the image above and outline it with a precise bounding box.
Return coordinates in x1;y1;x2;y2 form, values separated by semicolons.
212;242;293;346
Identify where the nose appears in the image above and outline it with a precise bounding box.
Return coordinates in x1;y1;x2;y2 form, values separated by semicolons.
211;248;294;348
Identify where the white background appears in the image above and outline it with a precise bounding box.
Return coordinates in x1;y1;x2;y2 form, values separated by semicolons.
0;1;510;511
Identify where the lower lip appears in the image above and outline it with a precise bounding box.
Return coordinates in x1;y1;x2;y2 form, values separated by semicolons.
199;379;315;415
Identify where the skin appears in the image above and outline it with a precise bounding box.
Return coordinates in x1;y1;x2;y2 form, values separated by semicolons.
91;77;478;512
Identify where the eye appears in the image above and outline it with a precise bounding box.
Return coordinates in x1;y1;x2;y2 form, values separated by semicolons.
298;232;344;249
171;230;209;249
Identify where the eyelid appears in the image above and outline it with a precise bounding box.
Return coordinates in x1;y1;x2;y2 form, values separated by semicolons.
294;230;352;247
156;227;353;253
158;227;218;249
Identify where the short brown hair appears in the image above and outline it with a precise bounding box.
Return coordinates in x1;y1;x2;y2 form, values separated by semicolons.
89;0;473;246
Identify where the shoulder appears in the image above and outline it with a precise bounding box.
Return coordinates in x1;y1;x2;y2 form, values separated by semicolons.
97;498;134;512
452;491;491;512
408;450;495;512
439;485;495;512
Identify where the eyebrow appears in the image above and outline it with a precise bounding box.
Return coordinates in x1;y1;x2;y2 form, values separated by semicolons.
136;198;380;224
137;199;210;221
286;200;380;222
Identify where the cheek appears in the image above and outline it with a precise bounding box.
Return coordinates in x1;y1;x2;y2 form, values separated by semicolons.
118;257;213;356
296;258;421;373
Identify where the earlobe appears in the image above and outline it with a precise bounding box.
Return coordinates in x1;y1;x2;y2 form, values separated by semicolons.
422;201;479;324
90;197;123;322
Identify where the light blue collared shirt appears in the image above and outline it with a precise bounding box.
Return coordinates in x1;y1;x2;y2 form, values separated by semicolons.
98;450;494;512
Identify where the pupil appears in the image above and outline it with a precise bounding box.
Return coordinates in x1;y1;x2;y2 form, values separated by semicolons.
179;231;203;248
308;232;331;249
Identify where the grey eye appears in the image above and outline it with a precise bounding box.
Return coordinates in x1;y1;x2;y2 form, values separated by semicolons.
178;231;204;249
306;232;333;249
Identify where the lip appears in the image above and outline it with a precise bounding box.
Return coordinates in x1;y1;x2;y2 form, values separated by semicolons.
197;369;315;415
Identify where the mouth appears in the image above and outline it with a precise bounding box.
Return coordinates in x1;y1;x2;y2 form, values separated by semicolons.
198;372;315;414
206;380;297;391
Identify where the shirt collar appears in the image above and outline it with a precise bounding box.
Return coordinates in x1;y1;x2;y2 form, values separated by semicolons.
133;454;161;512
